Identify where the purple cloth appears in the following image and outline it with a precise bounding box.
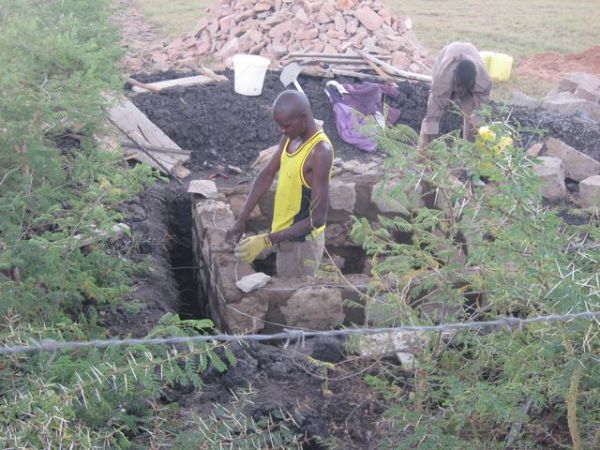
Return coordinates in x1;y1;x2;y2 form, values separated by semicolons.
326;82;401;152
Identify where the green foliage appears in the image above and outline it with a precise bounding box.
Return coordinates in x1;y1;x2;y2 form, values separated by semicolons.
0;316;237;448
172;394;305;449
354;122;600;448
0;0;157;324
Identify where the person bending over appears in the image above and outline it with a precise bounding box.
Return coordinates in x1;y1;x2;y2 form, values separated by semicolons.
419;42;492;150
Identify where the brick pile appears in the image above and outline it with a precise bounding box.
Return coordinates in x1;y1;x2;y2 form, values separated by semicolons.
146;0;431;73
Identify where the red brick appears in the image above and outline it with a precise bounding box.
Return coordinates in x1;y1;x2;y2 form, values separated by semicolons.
354;5;384;31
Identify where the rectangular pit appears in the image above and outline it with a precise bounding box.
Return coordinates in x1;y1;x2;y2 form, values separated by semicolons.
191;160;422;333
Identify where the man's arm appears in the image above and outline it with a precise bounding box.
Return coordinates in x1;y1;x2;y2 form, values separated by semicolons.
225;139;283;243
267;141;332;245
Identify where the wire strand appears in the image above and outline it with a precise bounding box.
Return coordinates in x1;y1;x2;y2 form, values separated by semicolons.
1;310;598;355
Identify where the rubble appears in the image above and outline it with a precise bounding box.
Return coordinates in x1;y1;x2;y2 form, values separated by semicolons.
139;0;431;73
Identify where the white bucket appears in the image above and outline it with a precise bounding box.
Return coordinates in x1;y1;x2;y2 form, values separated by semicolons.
232;54;270;96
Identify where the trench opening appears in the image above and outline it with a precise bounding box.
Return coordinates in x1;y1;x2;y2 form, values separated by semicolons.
166;194;205;320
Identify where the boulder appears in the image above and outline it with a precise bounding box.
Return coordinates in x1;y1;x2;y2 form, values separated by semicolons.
542;138;600;181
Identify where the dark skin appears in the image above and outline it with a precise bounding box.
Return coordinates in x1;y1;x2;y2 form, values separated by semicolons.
225;91;333;245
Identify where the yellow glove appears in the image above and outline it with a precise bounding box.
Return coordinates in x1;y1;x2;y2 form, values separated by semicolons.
237;233;272;263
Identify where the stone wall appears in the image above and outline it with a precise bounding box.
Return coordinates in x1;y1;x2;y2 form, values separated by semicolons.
191;159;424;333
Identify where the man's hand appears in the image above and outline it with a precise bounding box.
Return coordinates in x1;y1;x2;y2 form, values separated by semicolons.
226;220;246;243
236;234;272;264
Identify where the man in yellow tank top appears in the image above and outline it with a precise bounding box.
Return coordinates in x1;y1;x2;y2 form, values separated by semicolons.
226;90;334;278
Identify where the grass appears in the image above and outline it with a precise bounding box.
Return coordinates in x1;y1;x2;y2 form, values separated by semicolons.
133;0;600;99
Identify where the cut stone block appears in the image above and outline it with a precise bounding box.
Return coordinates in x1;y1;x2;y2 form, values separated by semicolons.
188;179;218;198
236;272;271;293
526;142;543;158
543;138;600;182
579;175;600;208
371;178;425;213
225;295;269;333
532;156;567;200
358;331;426;369
280;287;344;330
329;181;356;212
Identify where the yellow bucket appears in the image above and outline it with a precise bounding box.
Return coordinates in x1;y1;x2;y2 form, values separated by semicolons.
479;51;513;82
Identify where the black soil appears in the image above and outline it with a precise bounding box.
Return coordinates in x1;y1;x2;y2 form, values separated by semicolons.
175;339;391;449
131;70;600;169
130;70;428;169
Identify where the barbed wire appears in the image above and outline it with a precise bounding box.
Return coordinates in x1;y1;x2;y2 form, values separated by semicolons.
1;310;598;356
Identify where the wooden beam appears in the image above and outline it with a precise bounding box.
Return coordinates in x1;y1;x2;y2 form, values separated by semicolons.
106;95;190;179
131;75;222;93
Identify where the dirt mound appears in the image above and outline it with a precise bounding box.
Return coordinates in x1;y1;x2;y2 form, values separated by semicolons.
130;70;600;170
130;70;429;169
516;46;600;83
133;0;431;74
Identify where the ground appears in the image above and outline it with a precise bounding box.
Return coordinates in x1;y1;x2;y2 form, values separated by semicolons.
107;2;600;447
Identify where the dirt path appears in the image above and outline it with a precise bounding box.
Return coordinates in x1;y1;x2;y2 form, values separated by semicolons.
112;0;164;73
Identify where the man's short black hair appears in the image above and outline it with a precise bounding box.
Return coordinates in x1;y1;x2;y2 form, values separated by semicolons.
455;59;477;93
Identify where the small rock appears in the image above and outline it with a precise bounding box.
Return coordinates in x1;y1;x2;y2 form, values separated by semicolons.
236;272;271;293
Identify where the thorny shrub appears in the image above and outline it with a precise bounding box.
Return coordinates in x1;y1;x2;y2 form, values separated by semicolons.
351;120;600;448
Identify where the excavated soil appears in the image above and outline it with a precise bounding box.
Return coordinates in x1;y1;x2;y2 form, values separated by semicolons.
131;70;600;166
516;46;600;83
130;70;429;168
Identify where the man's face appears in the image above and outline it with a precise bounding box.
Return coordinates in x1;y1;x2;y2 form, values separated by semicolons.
273;109;305;139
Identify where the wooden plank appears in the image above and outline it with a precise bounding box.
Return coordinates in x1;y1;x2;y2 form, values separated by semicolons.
287;52;391;60
131;75;220;93
355;50;433;83
107;96;190;178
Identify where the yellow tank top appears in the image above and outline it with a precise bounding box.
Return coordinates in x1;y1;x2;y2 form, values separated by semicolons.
271;130;333;240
